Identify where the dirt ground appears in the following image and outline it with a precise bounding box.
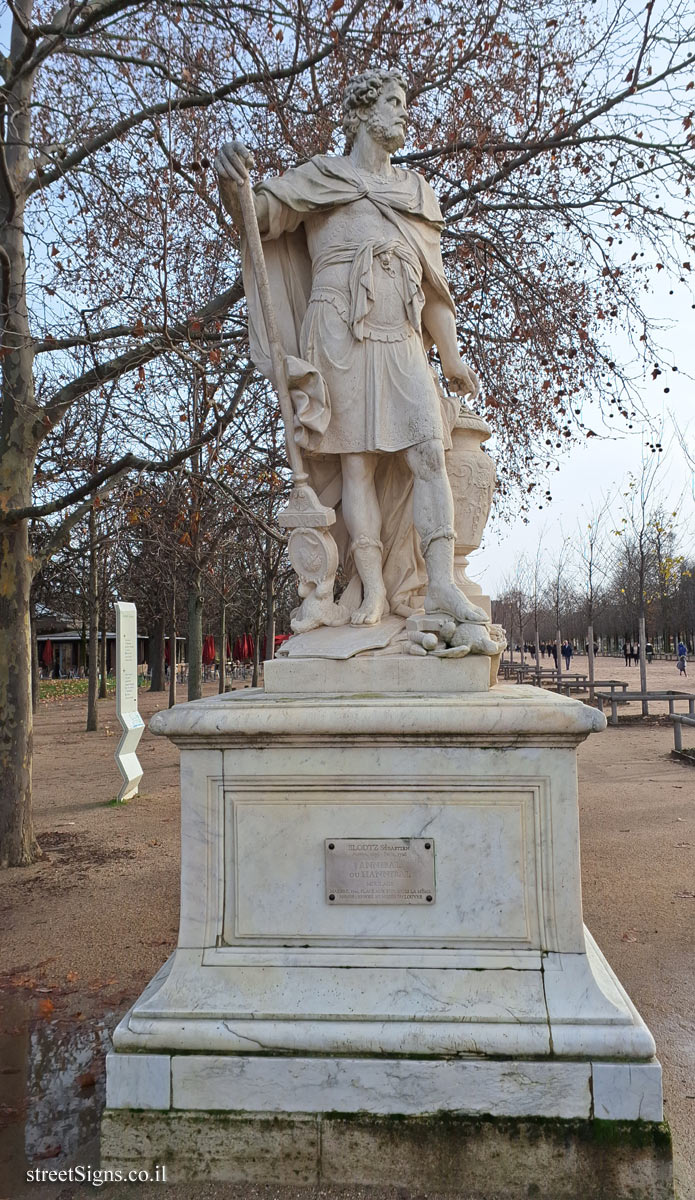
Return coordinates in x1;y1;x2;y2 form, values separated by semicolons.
0;654;693;1200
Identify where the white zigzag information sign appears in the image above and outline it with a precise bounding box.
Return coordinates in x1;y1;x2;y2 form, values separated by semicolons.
115;601;144;802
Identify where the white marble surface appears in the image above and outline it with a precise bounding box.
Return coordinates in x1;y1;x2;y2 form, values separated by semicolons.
119;949;549;1029
106;1052;171;1110
171;1056;592;1119
230;791;534;943
178;748;224;949
116;1015;553;1058
103;1052;663;1124
111;937;656;1063
264;652;491;693
115;686;663;1112
218;75;492;641
150;684;606;745
592;1061;663;1121
283;616;405;659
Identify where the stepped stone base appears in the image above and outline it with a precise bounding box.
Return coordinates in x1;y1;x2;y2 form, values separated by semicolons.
101;1110;674;1197
101;684;673;1196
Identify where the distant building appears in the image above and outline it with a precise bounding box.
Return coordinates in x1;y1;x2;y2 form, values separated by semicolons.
35;611;184;678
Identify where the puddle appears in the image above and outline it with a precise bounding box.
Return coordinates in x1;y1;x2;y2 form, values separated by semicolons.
0;992;115;1197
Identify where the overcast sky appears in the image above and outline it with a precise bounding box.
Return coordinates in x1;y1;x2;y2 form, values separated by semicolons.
472;270;695;597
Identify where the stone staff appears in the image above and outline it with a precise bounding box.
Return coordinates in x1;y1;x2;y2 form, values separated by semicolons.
235;175;310;490
234;172;349;632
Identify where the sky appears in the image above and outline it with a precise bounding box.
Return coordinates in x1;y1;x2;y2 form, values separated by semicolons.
471;271;695;597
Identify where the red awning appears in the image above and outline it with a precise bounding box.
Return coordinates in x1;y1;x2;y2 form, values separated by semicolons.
41;639;53;667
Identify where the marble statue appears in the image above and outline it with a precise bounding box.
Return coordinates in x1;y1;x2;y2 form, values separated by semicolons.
216;68;501;658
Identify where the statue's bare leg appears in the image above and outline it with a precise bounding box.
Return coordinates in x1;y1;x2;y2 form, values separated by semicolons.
404;439;488;624
341;452;389;626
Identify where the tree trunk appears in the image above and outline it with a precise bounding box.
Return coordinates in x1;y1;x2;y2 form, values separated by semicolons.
265;577;275;664
30;586;39;714
99;554;108;699
555;628;563;687
534;629;540;673
218;604;227;694
168;594;177;709
587;623;596;702
86;507;99;731
0;5;41;865
149;614;166;692
252;617;261;688
0;494;39;866
187;569;203;701
639;614;648;715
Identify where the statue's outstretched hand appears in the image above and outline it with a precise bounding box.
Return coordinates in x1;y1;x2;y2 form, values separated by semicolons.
443;357;481;400
215;139;256;186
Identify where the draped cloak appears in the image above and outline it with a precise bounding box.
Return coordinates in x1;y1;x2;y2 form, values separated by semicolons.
241;154;459;618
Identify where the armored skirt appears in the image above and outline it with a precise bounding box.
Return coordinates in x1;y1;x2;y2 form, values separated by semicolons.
299;239;445;457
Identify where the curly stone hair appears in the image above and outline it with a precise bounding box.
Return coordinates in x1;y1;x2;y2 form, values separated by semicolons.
342;69;408;149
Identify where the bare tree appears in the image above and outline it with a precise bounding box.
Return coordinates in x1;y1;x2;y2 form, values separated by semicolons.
574;496;612;699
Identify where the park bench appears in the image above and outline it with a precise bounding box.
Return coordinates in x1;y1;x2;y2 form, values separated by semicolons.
669;713;695;760
531;671;588;691
596;690;695;727
500;662;533;680
557;678;629;698
528;670;560;687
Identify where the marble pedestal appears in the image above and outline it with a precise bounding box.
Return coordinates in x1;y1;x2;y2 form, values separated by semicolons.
101;682;671;1196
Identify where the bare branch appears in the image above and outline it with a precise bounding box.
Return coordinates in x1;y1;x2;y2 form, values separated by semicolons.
10;362;253;524
25;0;371;196
35;277;244;437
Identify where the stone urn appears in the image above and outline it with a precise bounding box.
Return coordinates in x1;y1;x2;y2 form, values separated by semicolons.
445;404;496;604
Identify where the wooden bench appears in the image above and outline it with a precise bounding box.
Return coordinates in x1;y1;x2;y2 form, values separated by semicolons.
549;672;588;692
558;678;629;698
528;671;554;687
670;713;695;759
499;662;533;680
596;690;695;726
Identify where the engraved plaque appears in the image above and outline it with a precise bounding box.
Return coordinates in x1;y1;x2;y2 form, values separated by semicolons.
325;838;435;905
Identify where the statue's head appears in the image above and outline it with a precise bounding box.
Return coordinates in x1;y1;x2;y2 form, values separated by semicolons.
342;69;408;153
